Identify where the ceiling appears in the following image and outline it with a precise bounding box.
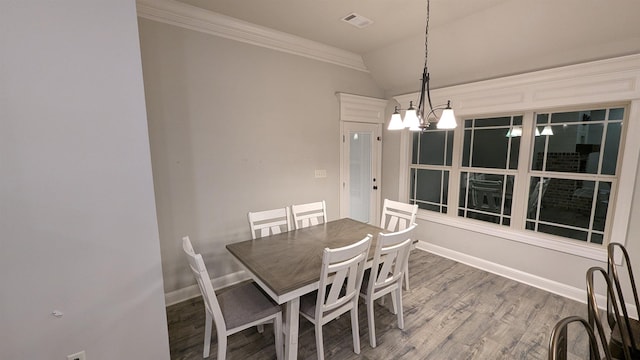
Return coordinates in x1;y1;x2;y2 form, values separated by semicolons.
176;0;640;96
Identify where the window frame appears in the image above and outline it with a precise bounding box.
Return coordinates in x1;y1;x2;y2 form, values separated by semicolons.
393;55;640;262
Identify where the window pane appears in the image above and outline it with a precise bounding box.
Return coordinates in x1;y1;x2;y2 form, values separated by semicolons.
533;123;608;174
591;233;604;245
462;130;471;167
418;130;447;165
474;116;512;127
459;172;511;226
446;131;454;166
509;136;520;170
411;133;419;164
513;115;523;126
602;122;621;175
609;108;624;120
409;124;453;214
551;109;605;124
442;171;449;205
594;181;611;232
415;169;443;203
526;177;611;244
410;169;449;214
536;113;549;125
409;168;416;201
538;223;588;242
470;128;509;168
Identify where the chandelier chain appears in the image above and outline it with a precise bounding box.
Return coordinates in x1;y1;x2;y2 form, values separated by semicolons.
424;0;430;70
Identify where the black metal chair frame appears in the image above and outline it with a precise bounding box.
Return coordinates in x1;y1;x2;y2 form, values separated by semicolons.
607;242;640;358
587;266;634;360
549;315;612;360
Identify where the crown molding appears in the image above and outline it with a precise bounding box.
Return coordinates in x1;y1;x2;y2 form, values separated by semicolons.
136;0;369;73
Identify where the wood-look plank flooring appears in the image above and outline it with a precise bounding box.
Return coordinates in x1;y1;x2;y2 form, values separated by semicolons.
167;250;591;359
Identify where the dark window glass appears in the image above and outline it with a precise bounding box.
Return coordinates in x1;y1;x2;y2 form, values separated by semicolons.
602;123;621;175
418;130;447;165
459;172;512;226
526;177;611;244
470;128;509;169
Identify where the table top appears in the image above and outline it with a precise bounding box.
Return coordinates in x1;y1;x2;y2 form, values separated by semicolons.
226;218;385;302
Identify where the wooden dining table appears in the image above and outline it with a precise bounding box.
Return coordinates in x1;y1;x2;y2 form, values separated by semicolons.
226;217;387;360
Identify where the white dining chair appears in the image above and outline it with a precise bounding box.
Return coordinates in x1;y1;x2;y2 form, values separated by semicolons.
182;236;283;359
299;235;372;360
360;224;416;348
380;199;418;290
248;207;292;239
291;200;327;229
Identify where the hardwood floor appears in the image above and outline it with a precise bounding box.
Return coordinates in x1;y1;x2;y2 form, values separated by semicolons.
167;250;590;359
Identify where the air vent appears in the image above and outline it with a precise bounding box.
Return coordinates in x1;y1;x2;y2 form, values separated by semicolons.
341;13;373;29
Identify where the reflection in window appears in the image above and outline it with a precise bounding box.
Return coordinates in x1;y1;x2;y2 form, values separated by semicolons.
526;177;610;244
532;108;623;175
526;105;622;244
459;172;514;225
459;115;520;226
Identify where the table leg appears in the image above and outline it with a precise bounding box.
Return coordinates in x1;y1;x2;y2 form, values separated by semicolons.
284;297;300;360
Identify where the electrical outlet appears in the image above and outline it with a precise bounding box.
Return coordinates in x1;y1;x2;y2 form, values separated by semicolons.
314;169;327;178
67;350;86;360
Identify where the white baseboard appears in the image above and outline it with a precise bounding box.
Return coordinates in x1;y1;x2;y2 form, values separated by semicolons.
164;270;250;306
415;241;638;318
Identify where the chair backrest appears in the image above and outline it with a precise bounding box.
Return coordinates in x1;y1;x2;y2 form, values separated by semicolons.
182;237;226;329
607;242;639;351
368;224;416;295
528;178;550;217
380;199;418;232
248;207;291;239
291;200;327;229
586;266;631;360
548;316;611;360
469;179;503;212
316;235;372;320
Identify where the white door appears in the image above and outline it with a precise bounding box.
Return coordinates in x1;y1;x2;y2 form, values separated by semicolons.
340;122;381;224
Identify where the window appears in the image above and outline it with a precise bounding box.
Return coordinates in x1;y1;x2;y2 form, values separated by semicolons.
526;107;624;244
458;115;521;225
408;128;453;213
409;106;625;247
396;55;639;259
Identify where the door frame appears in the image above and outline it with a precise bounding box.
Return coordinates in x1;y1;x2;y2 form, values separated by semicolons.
336;93;388;225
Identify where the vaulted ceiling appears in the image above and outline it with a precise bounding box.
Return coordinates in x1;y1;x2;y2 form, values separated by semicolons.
174;0;640;96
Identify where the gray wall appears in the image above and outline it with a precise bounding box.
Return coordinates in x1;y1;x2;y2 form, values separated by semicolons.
138;19;384;294
0;1;170;359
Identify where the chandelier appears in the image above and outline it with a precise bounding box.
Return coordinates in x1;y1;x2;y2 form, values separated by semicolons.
388;0;457;131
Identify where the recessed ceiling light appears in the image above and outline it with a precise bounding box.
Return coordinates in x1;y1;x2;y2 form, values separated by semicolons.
341;13;373;29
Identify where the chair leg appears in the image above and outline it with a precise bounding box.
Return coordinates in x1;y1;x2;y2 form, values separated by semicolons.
315;323;325;360
204;312;212;358
274;315;283;360
395;288;404;330
217;335;227;360
367;297;377;348
390;293;398;315
404;263;410;291
351;305;361;354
